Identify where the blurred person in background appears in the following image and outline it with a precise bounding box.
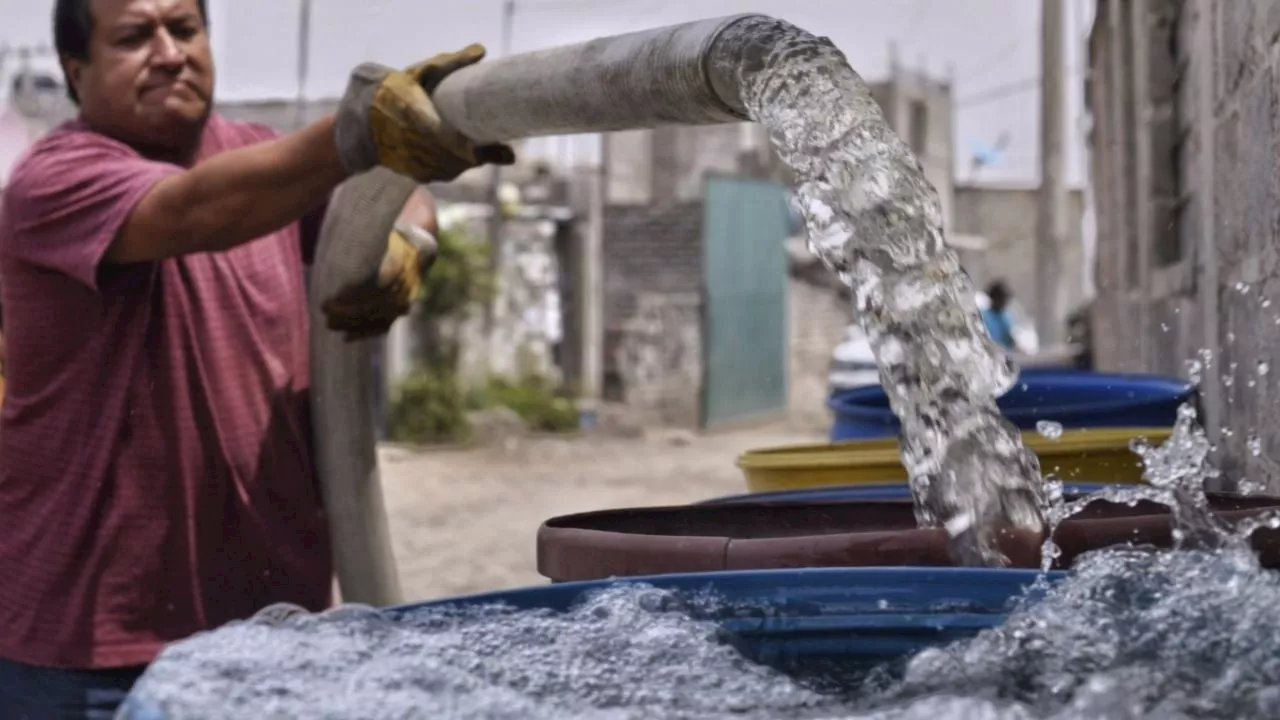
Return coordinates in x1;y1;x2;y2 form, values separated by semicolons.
981;280;1018;351
0;0;512;716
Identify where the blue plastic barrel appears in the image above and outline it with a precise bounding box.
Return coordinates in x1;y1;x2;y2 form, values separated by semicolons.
391;567;1060;678
701;482;1116;505
117;567;1063;719
828;369;1194;441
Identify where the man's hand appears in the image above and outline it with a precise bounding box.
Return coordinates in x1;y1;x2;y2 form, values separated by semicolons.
320;219;437;341
334;44;515;183
320;185;438;341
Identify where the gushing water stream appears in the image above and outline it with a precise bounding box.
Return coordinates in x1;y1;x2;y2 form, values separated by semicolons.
715;17;1045;565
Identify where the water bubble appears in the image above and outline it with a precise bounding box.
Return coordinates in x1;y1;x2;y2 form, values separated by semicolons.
1185;359;1204;384
1239;478;1266;496
1264;298;1273;309
1036;420;1064;441
1259;361;1271;377
1161;323;1170;332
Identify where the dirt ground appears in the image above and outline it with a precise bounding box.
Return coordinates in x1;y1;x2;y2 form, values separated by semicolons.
377;426;823;603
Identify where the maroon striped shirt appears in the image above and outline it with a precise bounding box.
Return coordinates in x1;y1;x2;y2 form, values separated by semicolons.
0;113;332;669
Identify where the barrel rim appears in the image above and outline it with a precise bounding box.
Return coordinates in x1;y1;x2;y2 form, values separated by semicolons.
735;427;1173;471
826;371;1195;422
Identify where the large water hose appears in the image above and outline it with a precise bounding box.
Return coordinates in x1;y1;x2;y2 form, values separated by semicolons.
310;14;788;605
310;168;418;606
430;14;765;142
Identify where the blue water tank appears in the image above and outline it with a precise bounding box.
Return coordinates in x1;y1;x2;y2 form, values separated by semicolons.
828;369;1195;442
701;482;1116;505
390;567;1060;677
118;568;1061;718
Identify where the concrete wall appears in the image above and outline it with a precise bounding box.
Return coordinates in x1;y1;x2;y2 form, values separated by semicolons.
605;123;782;206
954;184;1090;331
1088;0;1280;488
876;71;957;236
787;237;852;430
600;203;705;426
614;292;703;428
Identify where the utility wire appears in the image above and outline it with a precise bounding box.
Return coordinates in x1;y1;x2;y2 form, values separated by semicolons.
957;66;1085;108
959;36;1025;83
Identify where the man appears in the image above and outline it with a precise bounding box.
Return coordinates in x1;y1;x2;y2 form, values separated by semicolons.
0;0;512;715
981;280;1018;351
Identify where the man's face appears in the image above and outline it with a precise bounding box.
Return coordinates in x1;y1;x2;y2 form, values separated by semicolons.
63;0;215;153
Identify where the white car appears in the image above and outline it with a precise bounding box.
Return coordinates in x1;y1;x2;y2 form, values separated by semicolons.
827;292;1040;393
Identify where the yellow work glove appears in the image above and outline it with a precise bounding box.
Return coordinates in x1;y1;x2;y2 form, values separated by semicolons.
334;44;515;183
320;219;437;341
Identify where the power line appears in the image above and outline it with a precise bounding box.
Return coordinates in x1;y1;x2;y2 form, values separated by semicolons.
958;76;1042;107
958;36;1025;82
957;66;1085;109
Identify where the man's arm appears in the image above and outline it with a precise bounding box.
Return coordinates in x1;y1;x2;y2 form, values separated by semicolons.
110;41;514;265
109;116;348;264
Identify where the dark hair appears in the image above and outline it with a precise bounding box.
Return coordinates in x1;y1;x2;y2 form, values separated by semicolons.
53;0;209;104
986;280;1010;309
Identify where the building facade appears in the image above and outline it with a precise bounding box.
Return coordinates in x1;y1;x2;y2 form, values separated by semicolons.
1087;0;1280;487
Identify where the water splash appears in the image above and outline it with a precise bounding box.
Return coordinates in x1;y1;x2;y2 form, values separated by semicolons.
718;17;1043;565
125;395;1280;719
127;588;846;720
866;547;1280;719
1036;421;1064;441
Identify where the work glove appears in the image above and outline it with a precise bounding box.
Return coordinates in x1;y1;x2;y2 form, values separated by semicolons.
321;220;437;341
334;44;516;183
313;168;436;341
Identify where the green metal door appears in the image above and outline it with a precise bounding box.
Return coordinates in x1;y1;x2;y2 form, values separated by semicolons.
700;176;790;428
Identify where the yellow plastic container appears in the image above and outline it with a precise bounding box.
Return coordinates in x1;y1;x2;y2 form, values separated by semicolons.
736;427;1172;493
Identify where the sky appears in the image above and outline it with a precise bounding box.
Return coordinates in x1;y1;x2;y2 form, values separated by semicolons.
0;0;1095;187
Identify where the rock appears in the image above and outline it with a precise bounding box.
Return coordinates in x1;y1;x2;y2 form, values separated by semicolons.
594;403;645;439
467;407;527;446
665;430;697;447
644;428;698;447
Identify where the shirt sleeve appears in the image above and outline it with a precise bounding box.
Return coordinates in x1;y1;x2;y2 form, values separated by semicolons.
299;194;332;266
0;131;182;291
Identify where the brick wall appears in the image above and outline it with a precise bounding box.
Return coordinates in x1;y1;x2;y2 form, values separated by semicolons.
1089;0;1280;489
602;203;704;338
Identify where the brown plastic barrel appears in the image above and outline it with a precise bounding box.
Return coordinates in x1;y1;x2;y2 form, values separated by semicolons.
536;493;1280;582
